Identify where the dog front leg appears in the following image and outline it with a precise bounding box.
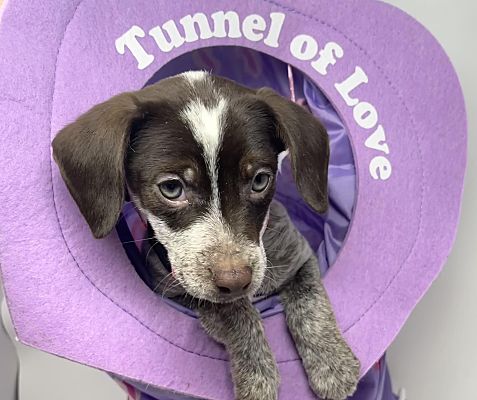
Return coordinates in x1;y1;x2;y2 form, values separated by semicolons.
279;258;360;400
197;299;280;400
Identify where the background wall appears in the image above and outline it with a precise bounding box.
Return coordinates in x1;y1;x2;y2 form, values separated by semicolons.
382;1;477;399
0;286;18;400
1;1;475;399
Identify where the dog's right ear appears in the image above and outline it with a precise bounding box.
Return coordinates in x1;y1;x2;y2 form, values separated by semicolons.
52;92;144;239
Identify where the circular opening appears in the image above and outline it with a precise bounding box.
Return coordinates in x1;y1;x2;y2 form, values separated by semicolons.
116;46;356;318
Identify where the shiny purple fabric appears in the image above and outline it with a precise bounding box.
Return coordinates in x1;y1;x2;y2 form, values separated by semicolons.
118;356;397;400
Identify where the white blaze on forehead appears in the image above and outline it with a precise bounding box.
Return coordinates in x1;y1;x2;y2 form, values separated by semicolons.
181;70;208;84
181;98;226;159
180;96;227;209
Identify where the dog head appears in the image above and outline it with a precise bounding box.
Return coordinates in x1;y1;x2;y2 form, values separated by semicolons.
52;71;329;303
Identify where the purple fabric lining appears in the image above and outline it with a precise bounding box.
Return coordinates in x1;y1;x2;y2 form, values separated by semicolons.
115;356;397;400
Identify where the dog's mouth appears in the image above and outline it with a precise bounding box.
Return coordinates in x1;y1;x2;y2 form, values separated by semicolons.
145;224;265;303
174;264;263;304
150;243;263;302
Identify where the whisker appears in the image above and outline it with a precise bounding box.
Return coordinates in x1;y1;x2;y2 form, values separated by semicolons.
264;248;288;256
161;280;182;298
152;272;173;293
121;236;156;245
116;207;142;224
162;283;182;299
263;274;279;287
145;241;160;265
115;213;128;225
264;227;285;235
266;259;288;268
189;294;200;309
265;264;289;270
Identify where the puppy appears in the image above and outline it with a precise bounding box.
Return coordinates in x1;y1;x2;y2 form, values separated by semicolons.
52;71;360;400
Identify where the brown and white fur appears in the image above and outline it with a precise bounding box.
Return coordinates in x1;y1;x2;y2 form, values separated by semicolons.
52;71;360;400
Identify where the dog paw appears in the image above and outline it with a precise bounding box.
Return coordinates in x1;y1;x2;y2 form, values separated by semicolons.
307;343;360;400
234;363;280;400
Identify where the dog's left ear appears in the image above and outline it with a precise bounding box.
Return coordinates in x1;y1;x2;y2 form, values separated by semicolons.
256;87;330;213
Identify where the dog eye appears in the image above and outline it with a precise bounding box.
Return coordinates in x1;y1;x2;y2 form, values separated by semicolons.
251;172;271;193
158;180;185;201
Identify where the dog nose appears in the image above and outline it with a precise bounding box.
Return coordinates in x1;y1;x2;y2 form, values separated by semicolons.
213;263;252;296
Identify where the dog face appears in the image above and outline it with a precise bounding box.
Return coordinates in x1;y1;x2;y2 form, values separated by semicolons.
52;71;329;303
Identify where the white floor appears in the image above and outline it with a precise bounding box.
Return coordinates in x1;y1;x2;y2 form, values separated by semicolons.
0;296;125;400
1;1;476;400
14;346;125;400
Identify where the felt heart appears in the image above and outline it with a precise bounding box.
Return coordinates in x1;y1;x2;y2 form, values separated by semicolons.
0;1;466;399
